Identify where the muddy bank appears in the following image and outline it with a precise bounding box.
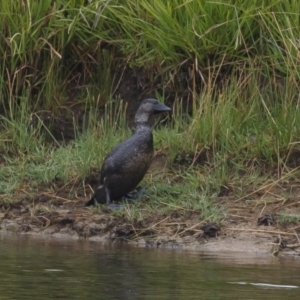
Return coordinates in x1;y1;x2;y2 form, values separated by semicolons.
1;190;300;256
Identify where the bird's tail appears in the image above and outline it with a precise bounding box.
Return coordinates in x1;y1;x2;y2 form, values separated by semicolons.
85;184;107;206
85;197;97;206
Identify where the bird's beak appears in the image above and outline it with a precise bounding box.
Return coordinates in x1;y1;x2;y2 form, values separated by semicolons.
154;103;171;114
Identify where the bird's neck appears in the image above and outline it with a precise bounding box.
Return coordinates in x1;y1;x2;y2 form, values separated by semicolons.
134;121;151;134
135;112;150;124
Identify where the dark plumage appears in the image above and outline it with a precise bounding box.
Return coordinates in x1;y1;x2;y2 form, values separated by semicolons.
86;98;171;207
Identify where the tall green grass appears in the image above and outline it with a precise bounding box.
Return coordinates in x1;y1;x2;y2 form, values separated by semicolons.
158;72;300;167
0;0;299;111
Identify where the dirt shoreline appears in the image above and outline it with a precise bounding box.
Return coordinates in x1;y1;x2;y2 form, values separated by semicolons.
1;198;299;257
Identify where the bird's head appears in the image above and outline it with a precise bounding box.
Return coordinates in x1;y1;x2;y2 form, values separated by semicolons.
135;98;171;124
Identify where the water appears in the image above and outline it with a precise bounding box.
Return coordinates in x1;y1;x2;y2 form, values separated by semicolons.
0;235;299;299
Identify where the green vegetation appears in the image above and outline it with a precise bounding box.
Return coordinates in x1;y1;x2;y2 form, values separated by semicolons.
1;1;300;227
1;0;300;109
279;211;300;225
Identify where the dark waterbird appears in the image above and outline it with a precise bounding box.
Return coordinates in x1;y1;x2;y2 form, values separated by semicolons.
86;98;171;207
